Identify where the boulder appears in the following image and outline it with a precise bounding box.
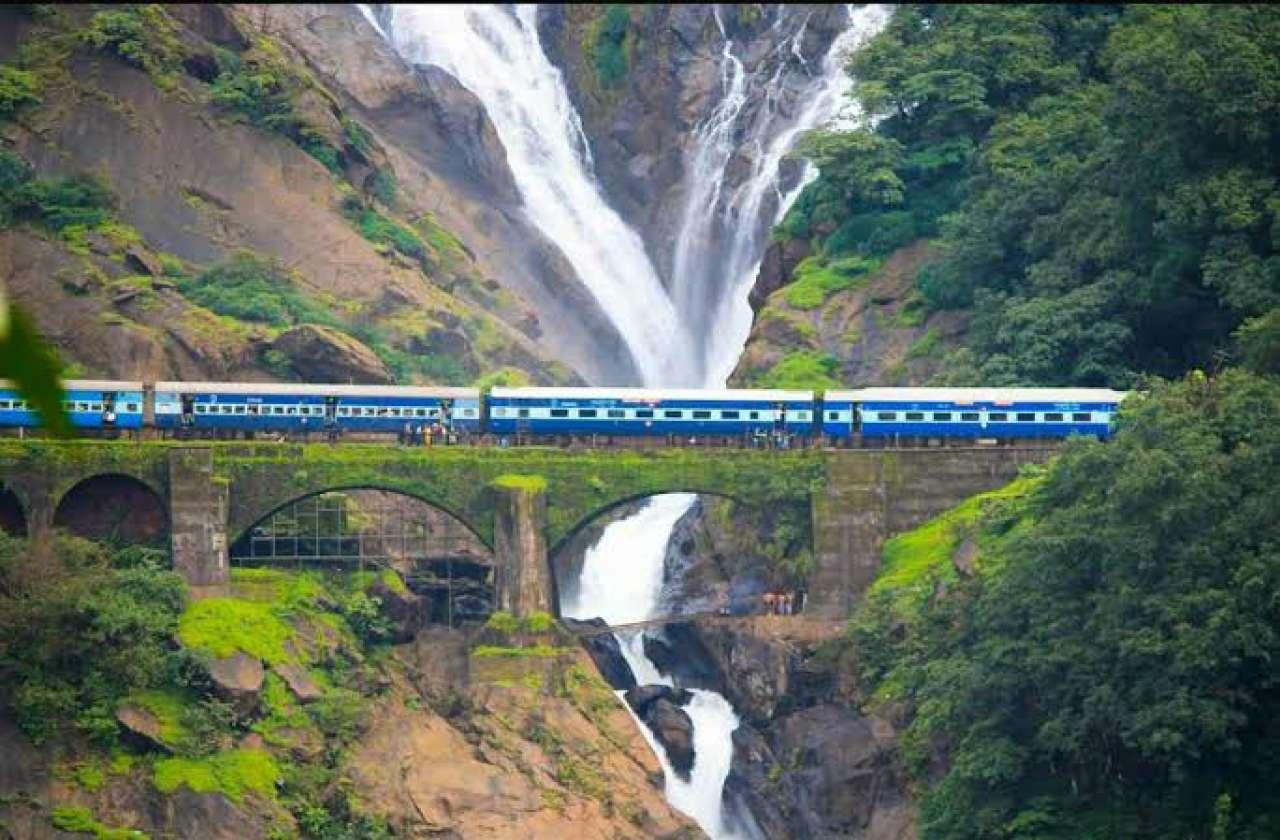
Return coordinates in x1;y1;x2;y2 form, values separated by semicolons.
124;244;165;277
270;324;393;385
624;684;693;716
369;576;426;643
563;618;636;690
641;698;695;779
642;624;725;692
209;652;265;715
272;663;323;704
116;704;172;752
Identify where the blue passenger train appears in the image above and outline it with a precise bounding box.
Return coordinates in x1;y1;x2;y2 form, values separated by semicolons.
0;380;1128;444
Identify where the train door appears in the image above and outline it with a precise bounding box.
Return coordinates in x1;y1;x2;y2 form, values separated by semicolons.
324;397;338;426
101;392;118;428
180;393;195;428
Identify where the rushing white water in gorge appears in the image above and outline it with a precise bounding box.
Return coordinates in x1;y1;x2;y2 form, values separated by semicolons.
375;4;691;386
562;494;752;839
672;4;893;386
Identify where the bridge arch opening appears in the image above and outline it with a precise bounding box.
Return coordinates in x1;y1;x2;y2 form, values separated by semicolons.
232;487;495;626
53;474;167;546
552;490;809;625
0;486;26;537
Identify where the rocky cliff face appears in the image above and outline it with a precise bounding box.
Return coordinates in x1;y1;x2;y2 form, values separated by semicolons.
0;4;603;384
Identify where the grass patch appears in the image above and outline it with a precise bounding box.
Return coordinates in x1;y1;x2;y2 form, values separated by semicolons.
152;749;279;803
124;688;190;746
783;255;878;309
873;475;1041;613
491;474;548;492
50;805;149;839
471;645;575;659
904;327;942;360
750;350;841;390
177;598;296;665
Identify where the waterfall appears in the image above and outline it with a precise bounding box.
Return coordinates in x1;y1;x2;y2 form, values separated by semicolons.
672;4;892;386
375;4;691;386
562;494;751;839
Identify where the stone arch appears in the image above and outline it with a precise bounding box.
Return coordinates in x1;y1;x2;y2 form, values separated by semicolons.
231;486;496;626
0;485;26;537
53;473;168;546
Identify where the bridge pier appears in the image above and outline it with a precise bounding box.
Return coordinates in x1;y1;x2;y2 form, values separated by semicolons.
168;448;229;587
491;478;553;617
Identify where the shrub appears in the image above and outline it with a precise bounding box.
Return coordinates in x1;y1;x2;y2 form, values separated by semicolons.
11;174;115;231
177;252;338;328
591;5;631;88
153;749;279;802
352;208;426;262
0;65;41;118
485;611;520;635
369;168;397;207
81;5;184;87
0;533;187;744
824;210;917;257
307;688;368;742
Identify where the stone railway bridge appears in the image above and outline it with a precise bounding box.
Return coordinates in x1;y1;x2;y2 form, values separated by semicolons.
0;441;1056;618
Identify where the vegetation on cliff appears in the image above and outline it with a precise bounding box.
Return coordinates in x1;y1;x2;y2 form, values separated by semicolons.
849;369;1280;838
779;4;1280;388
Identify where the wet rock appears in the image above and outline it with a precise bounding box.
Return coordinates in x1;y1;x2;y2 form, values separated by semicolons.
562;618;636;690
749;238;812;311
641;698;695;780
952;535;979;576
369;576;426;643
642;624;725;692
209;652;264;716
270;324;393;385
272;663;323;704
623;684;693;716
116;704;173;752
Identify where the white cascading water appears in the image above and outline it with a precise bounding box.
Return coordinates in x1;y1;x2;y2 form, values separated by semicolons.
672;4;892;385
376;4;692;386
562;494;748;839
367;5;887;837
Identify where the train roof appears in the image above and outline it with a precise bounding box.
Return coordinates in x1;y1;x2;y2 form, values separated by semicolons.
0;379;146;392
154;381;479;399
828;387;1129;403
489;386;815;402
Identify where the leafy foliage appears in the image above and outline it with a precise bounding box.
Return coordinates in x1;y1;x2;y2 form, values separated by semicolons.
0;534;187;743
786;4;1280;387
591;6;632;88
748;350;841;390
783;255;878;309
0;64;41;118
852;370;1280;839
176;251;338;329
80;5;184;88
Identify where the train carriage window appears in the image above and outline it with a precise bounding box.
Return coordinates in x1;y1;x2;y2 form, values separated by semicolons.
796;411;809;420
518;408;530;418
126;402;138;412
1072;412;1092;422
692;410;711;419
827;411;839;421
960;412;980;421
390;408;401;417
1045;412;1064;422
248;405;260;415
76;402;88;411
876;411;897;421
722;410;740;420
550;409;569;418
635;409;653;419
0;401;9;409
989;412;1008;421
663;410;683;418
578;409;598;418
275;406;285;415
748;411;759;420
1016;412;1036;422
933;412;952;421
414;408;426;417
91;403;103;412
195;405;207;414
904;411;925;421
462;408;475;417
377;408;389;416
608;409;625;418
234;405;246;414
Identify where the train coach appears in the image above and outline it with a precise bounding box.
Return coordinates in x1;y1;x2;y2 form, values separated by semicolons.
824;387;1127;441
153;382;482;435
487;387;815;438
0;380;146;430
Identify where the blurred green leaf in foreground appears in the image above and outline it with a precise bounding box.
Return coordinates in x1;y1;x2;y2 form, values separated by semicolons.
0;285;72;436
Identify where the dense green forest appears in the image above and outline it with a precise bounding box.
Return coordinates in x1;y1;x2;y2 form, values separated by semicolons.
781;4;1279;386
847;369;1280;839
